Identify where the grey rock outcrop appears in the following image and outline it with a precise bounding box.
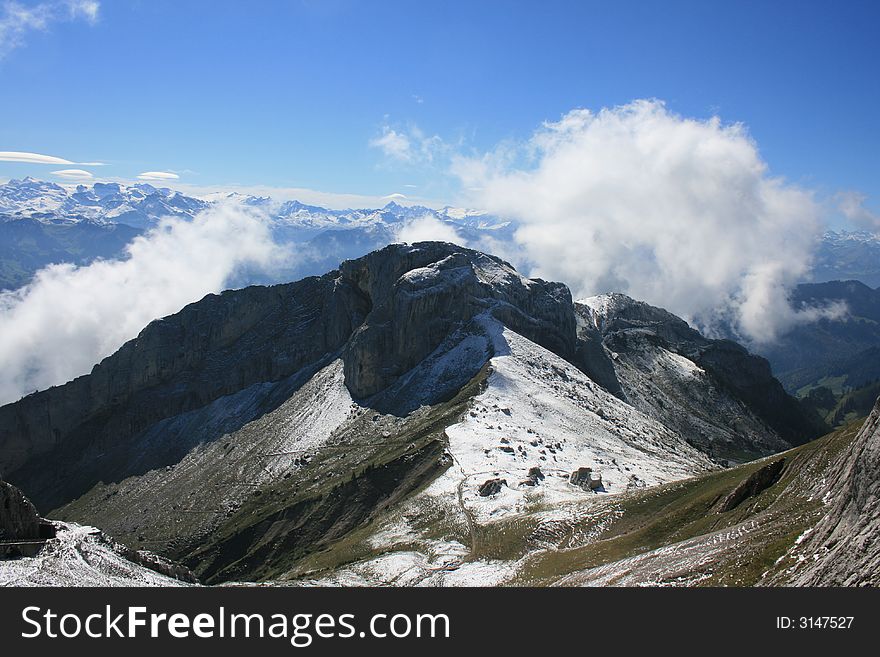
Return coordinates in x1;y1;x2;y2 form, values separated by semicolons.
576;294;826;460
0;480;41;541
569;467;603;491
787;397;880;586
569;467;592;487
478;478;507;497
717;459;785;513
1;479;55;557
340;243;577;399
520;466;545;487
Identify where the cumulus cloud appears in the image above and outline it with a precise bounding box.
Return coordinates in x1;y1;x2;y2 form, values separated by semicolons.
51;168;92;179
0;0;99;59
452;99;833;343
138;171;180;181
0;203;286;405
370;123;445;165
838;190;880;232
397;214;465;245
370;127;412;162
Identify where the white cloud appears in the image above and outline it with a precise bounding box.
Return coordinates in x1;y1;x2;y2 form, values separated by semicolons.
837;190;880;232
453;99;834;344
370;123;445;165
0;203;287;405
0;151;73;164
67;0;97;22
138;171;180;181
0;151;104;165
0;0;100;59
397;214;464;245
51;168;93;179
370;127;412;162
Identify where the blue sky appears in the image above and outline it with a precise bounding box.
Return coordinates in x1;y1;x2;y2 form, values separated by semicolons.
0;0;878;211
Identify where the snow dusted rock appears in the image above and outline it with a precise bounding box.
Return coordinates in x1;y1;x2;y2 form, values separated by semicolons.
478;478;507;497
340;242;577;400
567;468;603;491
569;467;595;489
576;294;824;461
781;397;880;586
519;466;545;487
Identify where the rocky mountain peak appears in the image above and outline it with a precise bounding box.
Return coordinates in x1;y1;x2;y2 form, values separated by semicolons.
0;242;579;506
339;242;577;398
574;292;827;458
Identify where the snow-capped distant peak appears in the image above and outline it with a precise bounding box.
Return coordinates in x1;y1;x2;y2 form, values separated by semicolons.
441;206;487;220
0;178;208;228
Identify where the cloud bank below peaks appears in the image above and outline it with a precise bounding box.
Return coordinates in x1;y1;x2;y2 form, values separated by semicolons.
452;99;839;343
0;203;286;405
397;214;463;244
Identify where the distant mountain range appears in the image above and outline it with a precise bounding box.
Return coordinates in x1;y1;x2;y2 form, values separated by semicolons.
810;230;880;288
0;177;512;290
0;177;207;228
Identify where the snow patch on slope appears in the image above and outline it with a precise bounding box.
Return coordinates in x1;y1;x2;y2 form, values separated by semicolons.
302;316;716;586
0;523;191;587
441;317;714;523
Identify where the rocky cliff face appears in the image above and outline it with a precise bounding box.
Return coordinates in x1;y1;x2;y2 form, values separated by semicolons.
0;243;580;512
782;397;880;586
0;480;42;541
0;274;369;508
577;294;826;460
340;244;576;400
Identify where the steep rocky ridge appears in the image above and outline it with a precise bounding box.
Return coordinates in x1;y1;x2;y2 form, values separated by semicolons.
577;294;826;460
0;275;369;509
340;245;576;401
0;244;577;510
0;243;823;582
